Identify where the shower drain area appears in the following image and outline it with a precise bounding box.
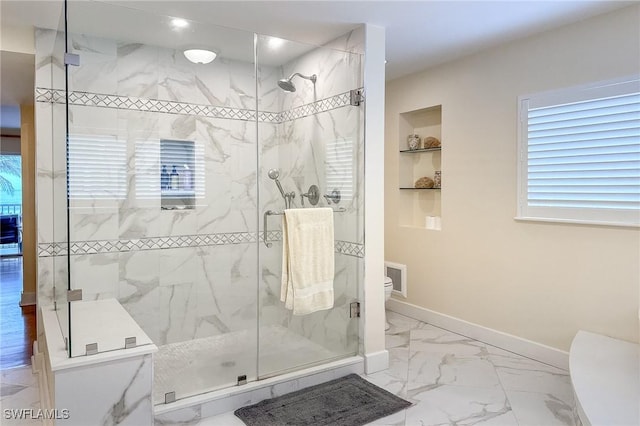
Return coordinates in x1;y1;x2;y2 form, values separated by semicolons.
153;325;338;404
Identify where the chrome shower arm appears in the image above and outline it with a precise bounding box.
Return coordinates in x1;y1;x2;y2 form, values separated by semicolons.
287;72;317;84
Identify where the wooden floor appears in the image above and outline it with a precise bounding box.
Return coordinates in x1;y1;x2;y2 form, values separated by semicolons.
0;257;36;369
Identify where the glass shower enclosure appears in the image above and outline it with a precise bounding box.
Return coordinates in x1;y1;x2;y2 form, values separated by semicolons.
48;0;364;404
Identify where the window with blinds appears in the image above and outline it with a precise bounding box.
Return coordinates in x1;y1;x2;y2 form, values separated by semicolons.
325;139;354;202
517;77;640;226
68;134;127;200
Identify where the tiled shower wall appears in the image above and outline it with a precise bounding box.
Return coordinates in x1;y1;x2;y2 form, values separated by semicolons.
34;27;365;357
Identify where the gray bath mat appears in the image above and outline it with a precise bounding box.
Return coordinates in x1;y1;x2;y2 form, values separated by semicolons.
234;374;411;426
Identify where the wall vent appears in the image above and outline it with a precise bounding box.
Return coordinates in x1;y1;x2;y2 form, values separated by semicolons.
384;261;407;298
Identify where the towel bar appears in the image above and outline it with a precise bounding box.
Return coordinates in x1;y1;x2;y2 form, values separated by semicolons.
262;207;346;248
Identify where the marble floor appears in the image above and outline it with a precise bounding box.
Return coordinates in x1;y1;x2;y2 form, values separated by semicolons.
0;366;42;426
0;311;575;425
199;311;575;426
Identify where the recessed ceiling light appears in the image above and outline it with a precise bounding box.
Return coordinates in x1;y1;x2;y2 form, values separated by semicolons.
171;18;189;29
268;37;285;50
184;49;217;64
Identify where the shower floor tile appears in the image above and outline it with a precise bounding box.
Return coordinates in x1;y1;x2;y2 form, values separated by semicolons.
154;325;338;404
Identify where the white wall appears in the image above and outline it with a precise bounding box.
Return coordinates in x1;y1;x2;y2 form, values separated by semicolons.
385;5;640;351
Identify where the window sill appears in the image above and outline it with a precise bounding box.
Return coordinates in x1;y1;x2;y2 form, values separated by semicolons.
514;216;640;229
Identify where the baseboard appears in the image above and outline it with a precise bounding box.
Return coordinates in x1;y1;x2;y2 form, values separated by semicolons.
387;299;569;370
364;349;389;374
20;291;36;307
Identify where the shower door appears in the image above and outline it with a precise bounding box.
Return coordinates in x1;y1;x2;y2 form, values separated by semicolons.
256;35;365;378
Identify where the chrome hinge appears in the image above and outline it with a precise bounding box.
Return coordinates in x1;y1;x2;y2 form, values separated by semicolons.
85;343;98;356
67;289;82;302
350;89;364;106
164;392;176;404
125;337;137;349
350;301;361;318
237;375;247;386
64;53;80;66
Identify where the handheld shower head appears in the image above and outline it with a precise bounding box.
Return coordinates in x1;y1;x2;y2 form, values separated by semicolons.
277;72;317;92
267;168;286;198
267;169;279;180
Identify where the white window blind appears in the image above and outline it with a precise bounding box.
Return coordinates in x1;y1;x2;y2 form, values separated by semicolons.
517;77;640;226
325;139;354;202
68;134;127;200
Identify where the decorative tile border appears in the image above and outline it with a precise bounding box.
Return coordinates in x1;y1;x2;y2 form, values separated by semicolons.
335;240;365;258
35;87;358;124
35;88;256;122
38;233;364;258
280;92;353;122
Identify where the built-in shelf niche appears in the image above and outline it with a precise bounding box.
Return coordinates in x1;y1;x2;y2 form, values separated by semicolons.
161;139;196;210
398;105;442;229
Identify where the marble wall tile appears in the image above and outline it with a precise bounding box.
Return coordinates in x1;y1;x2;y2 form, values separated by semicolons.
159;282;198;346
55;354;153;426
37;256;55;308
118;207;160;240
51;103;68;245
156;39;257;109
322;27;365;55
35;28;65;91
35;103;54;245
119;250;162;343
257;64;282;113
68;208;119;242
69;104;119;135
196;116;257;234
69;253;119;299
195;57;257;110
159;247;197;287
193;244;258;339
117;42;159;98
67;33;118;94
281;46;362;110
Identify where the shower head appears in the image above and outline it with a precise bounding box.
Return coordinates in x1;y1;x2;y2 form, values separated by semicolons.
268;168;286;198
277;79;296;92
277;72;317;92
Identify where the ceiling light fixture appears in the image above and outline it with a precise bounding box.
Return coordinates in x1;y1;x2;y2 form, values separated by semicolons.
268;37;285;50
184;49;217;64
170;18;189;29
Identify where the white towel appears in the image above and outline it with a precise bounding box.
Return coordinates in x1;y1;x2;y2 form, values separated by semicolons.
281;208;335;315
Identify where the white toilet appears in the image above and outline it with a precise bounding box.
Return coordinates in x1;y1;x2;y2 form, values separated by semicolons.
384;276;393;330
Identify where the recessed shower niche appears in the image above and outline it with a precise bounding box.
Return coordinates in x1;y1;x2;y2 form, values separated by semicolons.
159;139;202;209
